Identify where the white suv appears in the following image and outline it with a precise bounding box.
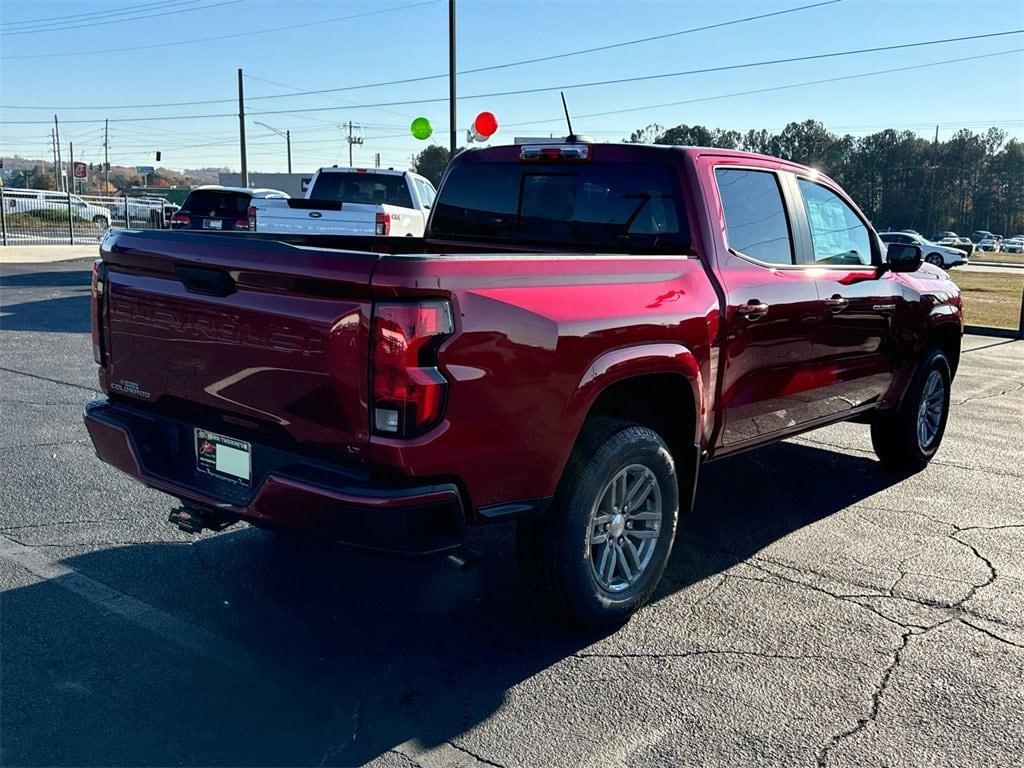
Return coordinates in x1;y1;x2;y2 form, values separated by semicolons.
3;189;112;228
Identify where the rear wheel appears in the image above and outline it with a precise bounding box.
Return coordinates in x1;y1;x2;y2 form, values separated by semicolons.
871;348;951;473
517;417;678;628
926;252;944;267
92;215;109;229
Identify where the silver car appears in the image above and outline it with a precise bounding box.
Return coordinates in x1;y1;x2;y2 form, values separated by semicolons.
880;232;968;268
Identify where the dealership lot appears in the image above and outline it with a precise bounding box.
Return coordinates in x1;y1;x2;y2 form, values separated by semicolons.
1;258;1022;767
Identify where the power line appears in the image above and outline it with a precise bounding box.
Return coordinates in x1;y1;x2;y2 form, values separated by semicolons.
0;0;439;59
501;48;1024;130
2;0;842;107
3;46;1019;136
243;27;1024;108
4;26;1020;119
0;0;206;30
4;0;843;111
0;0;244;37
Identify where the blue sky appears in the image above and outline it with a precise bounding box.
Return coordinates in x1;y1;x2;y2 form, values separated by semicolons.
2;0;1022;173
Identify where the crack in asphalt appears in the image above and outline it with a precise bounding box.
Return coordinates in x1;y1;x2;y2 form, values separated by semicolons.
0;438;88;451
959;618;1024;649
382;748;425;767
815;623;941;768
0;516;137;532
0;365;100;394
572;648;872;669
953;381;1024;406
445;740;507;768
794;435;1024;479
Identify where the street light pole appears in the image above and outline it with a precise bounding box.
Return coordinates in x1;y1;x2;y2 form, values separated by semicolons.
448;0;457;157
254;121;292;174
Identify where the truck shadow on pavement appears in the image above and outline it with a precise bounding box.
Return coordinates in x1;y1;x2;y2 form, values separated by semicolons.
0;269;92;333
1;442;901;766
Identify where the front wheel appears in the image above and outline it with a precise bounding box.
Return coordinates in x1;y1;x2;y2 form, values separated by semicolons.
517;417;679;628
926;252;944;267
92;215;109;229
871;348;951;473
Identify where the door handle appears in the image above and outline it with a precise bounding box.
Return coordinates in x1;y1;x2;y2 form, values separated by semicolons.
824;295;849;313
737;300;770;320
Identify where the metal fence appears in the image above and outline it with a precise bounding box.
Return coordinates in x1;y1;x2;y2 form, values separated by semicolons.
0;187;172;246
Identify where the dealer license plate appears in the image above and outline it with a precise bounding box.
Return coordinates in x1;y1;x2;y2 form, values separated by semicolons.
195;429;251;485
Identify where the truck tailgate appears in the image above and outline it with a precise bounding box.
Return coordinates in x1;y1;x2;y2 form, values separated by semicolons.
255;200;378;235
99;230;379;456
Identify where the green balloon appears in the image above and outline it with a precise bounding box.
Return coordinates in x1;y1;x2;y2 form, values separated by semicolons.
411;117;433;140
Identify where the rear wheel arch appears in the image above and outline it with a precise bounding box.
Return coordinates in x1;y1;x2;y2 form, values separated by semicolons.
565;348;704;512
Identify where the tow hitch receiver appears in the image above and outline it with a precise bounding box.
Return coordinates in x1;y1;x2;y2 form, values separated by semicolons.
168;504;237;534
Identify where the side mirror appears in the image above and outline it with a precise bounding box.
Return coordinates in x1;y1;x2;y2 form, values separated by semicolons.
885;242;923;273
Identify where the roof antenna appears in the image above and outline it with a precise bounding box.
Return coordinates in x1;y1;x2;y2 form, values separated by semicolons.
561;91;577;142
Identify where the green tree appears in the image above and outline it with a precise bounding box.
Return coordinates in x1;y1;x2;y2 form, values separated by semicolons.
654;124;740;149
624;118;1022;234
411;145;452;187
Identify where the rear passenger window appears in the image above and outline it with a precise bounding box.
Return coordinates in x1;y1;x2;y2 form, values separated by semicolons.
715;168;793;265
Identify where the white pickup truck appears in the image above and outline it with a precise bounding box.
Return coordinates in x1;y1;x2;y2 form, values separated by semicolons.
250;167;437;237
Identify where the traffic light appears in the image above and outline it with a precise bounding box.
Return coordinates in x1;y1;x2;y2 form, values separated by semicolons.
155;151;161;162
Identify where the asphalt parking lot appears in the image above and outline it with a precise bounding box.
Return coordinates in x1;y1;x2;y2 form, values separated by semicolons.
1;257;1022;768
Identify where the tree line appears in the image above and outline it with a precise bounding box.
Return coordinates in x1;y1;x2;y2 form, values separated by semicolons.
627;120;1024;237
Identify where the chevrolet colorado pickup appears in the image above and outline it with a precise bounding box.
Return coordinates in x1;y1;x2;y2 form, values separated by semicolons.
85;142;963;627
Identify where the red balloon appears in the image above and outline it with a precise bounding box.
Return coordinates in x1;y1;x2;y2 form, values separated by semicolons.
474;111;498;138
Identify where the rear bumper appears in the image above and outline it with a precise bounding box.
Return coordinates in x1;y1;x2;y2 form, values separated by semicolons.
84;399;466;555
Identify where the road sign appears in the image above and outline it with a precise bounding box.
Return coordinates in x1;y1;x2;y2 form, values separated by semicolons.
73;162;87;179
136;166;155;175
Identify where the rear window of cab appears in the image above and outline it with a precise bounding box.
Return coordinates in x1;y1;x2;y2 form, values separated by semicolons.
430;159;688;252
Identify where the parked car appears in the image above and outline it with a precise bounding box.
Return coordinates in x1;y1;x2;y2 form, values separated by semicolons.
933;231;974;254
976;237;1001;252
250;167;436;237
879;232;968;267
1002;236;1023;254
100;196;168;228
162;202;180;225
85;142;962;628
2;188;111;228
169;185;288;231
971;230;996;243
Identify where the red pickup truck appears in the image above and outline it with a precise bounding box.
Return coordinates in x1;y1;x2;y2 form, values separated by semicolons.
85;142;963;627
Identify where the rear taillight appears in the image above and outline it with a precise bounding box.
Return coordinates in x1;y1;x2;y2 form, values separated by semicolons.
371;301;453;437
90;259;107;365
375;211;391;236
170;213;189;227
247;205;257;230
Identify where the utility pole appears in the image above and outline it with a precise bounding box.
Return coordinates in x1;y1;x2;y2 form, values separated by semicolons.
375;152;380;169
346;121;363;167
237;68;248;187
934;125;939;145
51;129;59;190
104;118;110;193
448;0;457;156
68;141;74;194
54;115;63;192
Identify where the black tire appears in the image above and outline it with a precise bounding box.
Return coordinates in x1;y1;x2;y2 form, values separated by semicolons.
517;417;679;628
926;252;944;267
92;215;109;229
871;348;951;474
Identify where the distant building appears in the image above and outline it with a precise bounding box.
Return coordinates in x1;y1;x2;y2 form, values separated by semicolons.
217;172;312;198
